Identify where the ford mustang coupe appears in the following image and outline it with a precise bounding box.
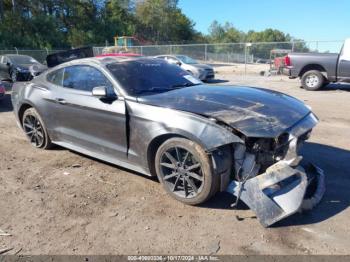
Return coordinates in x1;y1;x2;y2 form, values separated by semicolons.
11;54;324;227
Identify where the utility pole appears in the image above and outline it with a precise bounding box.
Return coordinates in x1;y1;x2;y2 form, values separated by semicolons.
245;43;252;75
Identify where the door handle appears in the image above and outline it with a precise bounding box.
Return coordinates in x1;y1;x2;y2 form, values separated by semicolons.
55;98;67;105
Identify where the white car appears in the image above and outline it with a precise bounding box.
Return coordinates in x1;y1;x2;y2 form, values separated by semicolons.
155;55;214;81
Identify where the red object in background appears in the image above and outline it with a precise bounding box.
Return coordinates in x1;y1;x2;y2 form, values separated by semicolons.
274;56;284;69
284;55;291;66
96;53;142;58
0;84;5;93
274;55;291;72
274;55;291;70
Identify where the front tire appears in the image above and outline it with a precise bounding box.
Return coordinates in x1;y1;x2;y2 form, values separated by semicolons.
155;137;219;205
22;107;53;149
301;70;325;91
11;70;18;83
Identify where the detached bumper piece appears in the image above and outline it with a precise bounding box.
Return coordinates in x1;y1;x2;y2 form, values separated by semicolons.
227;162;325;227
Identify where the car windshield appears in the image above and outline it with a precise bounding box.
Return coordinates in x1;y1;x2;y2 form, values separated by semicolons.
175;55;198;64
107;59;202;96
8;55;38;64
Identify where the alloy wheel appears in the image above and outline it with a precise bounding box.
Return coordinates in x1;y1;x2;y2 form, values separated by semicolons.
159;146;204;199
23;114;45;147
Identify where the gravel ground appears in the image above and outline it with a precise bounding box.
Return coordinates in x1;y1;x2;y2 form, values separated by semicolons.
0;72;349;255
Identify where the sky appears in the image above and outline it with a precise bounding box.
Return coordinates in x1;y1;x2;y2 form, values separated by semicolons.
178;0;348;51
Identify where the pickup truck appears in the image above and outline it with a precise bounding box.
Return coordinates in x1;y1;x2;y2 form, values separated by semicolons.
283;39;350;90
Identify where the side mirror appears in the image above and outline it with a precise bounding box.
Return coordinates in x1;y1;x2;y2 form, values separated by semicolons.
6;62;11;67
167;59;181;66
92;86;107;98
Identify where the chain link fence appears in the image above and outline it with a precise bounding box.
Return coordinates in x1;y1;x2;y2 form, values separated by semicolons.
1;40;344;76
0;49;66;63
93;40;343;75
95;40;342;59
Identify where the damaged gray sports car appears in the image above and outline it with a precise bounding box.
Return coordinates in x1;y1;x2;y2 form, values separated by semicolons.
11;54;325;227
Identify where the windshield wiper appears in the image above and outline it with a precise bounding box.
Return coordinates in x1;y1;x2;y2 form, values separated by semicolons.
136;83;200;96
170;82;200;88
136;87;175;95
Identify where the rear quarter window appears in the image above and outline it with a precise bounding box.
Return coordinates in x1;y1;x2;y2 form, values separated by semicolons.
47;68;64;86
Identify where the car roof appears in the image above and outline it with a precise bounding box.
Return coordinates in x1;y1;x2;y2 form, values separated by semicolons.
155;54;179;57
4;54;33;58
155;54;188;58
96;53;142;57
50;56;164;68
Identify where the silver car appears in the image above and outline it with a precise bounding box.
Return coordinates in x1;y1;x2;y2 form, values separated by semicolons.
155;55;214;81
11;55;324;227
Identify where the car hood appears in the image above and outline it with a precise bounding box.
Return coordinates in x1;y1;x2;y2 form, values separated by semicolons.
14;63;47;71
138;85;311;138
190;64;213;70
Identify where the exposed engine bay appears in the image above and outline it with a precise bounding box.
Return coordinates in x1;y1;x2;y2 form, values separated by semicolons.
225;113;325;227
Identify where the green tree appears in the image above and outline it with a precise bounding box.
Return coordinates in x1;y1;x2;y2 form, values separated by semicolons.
208;21;244;43
134;0;195;43
0;0;309;54
101;0;137;45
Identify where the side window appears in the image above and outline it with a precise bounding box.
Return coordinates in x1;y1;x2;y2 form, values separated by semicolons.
63;65;112;92
0;56;3;64
47;68;64;86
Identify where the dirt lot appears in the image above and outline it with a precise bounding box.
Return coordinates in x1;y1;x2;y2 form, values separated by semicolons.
0;71;350;255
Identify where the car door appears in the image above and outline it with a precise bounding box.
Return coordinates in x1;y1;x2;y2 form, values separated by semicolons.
51;65;128;161
338;46;350;82
337;39;350;82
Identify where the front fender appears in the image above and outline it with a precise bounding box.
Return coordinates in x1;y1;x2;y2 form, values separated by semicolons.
126;101;243;172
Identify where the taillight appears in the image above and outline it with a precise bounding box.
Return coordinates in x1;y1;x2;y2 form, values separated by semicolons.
285;55;291;66
0;86;5;93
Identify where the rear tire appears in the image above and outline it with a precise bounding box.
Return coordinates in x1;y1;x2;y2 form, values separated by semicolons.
301;70;325;91
22;107;53;149
155;137;219;205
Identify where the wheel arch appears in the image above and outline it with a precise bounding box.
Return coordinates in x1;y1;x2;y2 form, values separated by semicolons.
146;133;236;195
17;101;45;127
146;130;214;177
18;102;34;127
146;126;240;177
299;64;328;78
147;133;185;176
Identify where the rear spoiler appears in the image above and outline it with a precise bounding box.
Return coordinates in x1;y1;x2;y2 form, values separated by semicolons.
46;47;94;68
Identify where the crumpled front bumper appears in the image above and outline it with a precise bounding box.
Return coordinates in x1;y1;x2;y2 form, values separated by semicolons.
226;162;325;227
